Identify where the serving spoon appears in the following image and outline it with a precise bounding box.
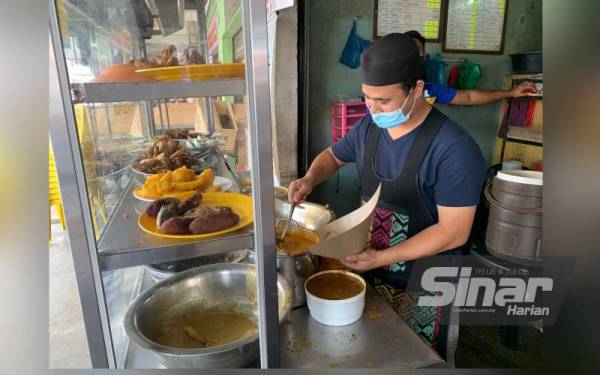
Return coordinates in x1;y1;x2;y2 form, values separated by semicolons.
279;202;296;242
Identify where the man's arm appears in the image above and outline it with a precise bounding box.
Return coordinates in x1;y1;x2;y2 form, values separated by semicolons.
288;147;344;203
305;147;345;185
342;205;476;272
450;81;537;106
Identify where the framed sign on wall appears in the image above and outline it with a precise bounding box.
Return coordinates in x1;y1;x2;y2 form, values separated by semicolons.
442;0;509;54
374;0;446;42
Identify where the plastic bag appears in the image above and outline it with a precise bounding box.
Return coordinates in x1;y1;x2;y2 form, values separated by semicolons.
339;20;371;69
456;59;481;89
424;53;447;84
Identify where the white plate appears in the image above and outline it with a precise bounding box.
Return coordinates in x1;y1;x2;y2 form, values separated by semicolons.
133;176;233;202
213;176;233;192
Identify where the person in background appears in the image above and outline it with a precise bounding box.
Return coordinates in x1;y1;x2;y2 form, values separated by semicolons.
288;33;486;359
405;30;538;105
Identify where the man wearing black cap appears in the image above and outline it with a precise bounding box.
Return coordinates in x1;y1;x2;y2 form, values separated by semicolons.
288;32;485;357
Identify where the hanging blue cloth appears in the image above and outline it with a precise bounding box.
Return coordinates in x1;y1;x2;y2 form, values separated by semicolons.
339;20;371;69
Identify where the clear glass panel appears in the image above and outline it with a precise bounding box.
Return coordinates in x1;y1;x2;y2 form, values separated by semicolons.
56;0;244;85
55;0;250;241
72;102;146;238
101;266;144;368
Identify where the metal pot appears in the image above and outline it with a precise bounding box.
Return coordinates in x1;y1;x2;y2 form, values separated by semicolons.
124;263;292;368
510;51;542;74
270;200;335;307
247;248;316;308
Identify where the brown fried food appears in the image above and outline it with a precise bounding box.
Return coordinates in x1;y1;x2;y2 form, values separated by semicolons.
189;48;202;64
159;45;177;66
134;135;197;174
177;193;203;214
162;129;201;139
132;57;157;69
189;207;240;234
165;56;178;66
162;140;180;157
159;217;192;235
145;198;179;218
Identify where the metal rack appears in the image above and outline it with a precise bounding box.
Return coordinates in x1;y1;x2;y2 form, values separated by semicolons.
96;178;254;270
496;74;544;165
49;0;279;368
83;79;245;103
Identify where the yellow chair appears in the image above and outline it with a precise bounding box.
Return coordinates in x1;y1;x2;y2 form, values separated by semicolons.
49;104;109;241
49;141;66;239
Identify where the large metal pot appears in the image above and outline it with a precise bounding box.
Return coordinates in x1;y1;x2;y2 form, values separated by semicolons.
124;263;292;368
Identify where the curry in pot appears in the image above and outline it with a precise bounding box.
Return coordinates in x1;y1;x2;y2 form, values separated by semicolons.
151;306;258;349
276;228;320;256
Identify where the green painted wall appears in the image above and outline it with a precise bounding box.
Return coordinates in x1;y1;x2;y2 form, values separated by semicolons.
206;0;241;64
207;0;242;102
306;0;542;217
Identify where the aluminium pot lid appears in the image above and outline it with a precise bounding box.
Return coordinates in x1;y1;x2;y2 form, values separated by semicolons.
496;170;543;186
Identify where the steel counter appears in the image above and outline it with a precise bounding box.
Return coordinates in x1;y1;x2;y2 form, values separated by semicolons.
280;285;445;368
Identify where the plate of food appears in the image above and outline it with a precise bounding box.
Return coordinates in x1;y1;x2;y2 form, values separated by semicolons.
135;63;245;81
133;167;228;201
130;135;198;176
138;192;253;239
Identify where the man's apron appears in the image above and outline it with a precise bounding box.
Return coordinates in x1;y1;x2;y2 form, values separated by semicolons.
360;108;451;357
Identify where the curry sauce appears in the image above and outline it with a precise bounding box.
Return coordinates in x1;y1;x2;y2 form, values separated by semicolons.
152;306;258;349
276;229;319;256
306;272;364;300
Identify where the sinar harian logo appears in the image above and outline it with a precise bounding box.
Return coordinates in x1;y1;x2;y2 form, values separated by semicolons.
418;267;553;316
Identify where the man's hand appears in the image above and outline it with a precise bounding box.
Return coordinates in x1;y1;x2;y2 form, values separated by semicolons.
511;81;538;98
287;176;315;204
340;248;382;272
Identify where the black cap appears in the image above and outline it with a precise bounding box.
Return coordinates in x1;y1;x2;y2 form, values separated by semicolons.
361;33;422;86
405;30;426;49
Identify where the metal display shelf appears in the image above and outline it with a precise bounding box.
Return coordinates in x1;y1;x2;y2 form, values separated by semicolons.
83;78;246;103
97;179;254;271
51;0;279;367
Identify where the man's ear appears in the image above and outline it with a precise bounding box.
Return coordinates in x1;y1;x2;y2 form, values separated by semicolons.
414;79;426;97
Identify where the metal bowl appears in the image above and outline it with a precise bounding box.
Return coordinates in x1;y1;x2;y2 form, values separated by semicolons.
274;199;335;231
124;263;292;368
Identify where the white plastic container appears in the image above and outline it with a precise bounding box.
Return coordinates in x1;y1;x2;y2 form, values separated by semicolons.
304;270;366;326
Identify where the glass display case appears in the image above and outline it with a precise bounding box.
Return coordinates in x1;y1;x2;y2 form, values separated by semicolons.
50;0;281;368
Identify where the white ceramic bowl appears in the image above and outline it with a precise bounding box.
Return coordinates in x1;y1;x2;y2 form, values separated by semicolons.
304;270;366;326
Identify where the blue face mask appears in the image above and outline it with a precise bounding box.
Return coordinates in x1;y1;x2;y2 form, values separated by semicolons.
369;88;415;129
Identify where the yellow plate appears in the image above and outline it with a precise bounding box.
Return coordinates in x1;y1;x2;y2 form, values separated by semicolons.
138;192;253;239
133;189;197;202
135;63;245;81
